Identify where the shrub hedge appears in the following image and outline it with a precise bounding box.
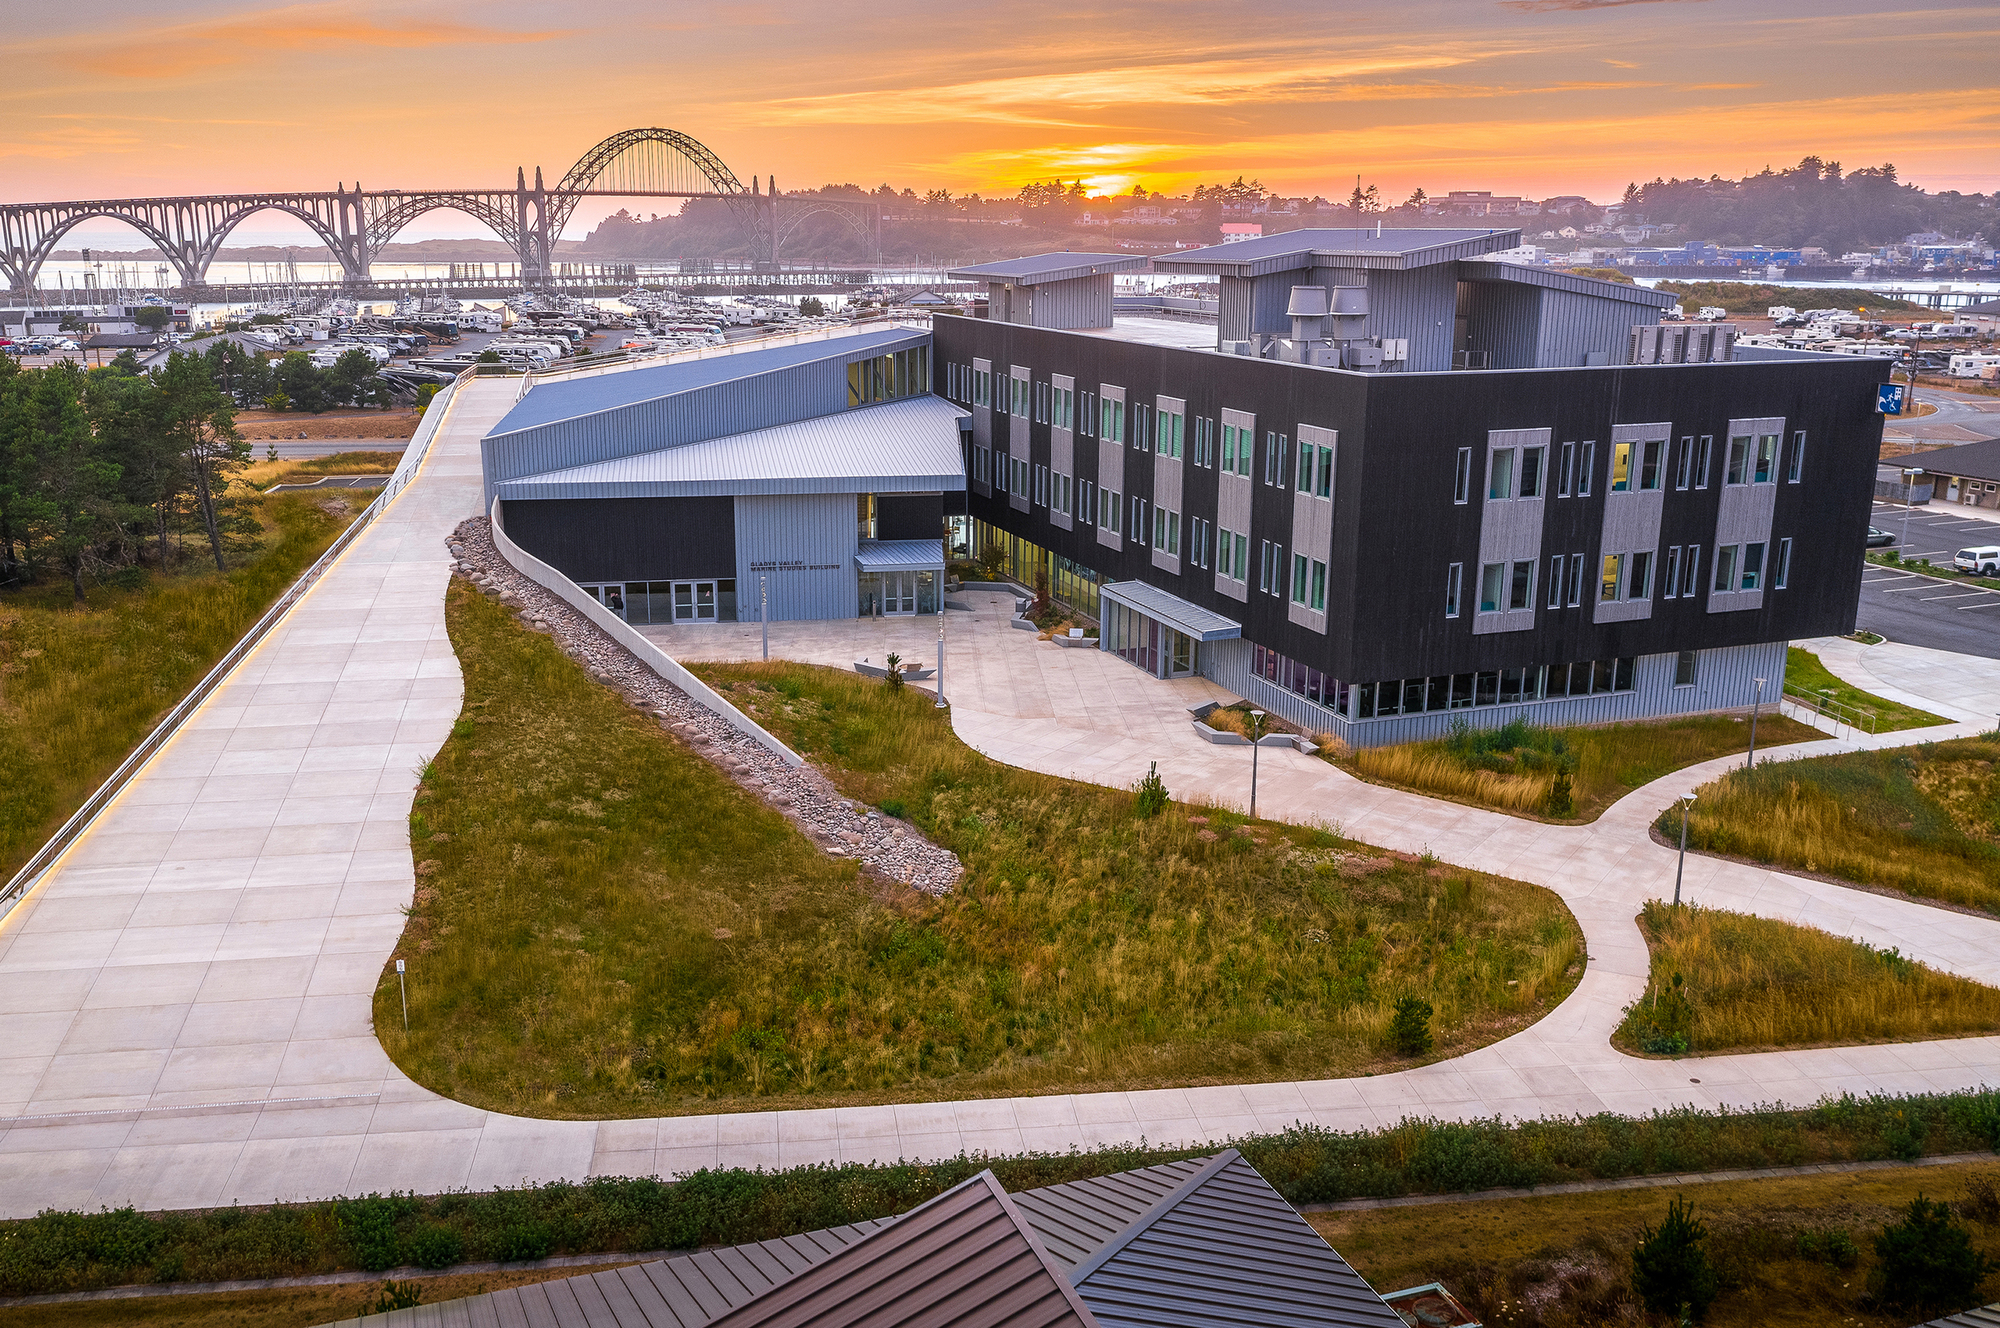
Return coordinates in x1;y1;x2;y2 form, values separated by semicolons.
2;1090;1996;1298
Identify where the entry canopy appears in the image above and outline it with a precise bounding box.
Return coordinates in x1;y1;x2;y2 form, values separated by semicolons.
1100;580;1242;641
856;539;945;572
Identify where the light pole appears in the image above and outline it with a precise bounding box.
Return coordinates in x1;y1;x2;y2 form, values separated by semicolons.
1901;467;1924;554
934;588;948;709
1673;793;1695;906
396;958;408;1031
760;575;769;661
1747;677;1766;767
1248;709;1265;818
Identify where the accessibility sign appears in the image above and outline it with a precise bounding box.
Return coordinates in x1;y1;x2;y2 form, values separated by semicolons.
1877;382;1907;415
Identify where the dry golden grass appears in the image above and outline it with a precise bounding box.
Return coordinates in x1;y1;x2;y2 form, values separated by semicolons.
1617;902;2000;1055
1667;738;2000;916
375;585;1586;1118
1351;744;1550;811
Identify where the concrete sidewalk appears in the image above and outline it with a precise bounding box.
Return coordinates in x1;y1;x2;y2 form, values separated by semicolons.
2;426;1997;1216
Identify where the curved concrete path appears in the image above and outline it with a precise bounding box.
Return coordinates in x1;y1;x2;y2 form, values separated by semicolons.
0;389;1995;1216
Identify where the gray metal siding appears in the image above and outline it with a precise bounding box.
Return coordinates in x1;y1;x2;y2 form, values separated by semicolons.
1031;274;1114;330
1355;265;1460;373
1472;428;1548;635
1539;287;1651;368
1464;280;1543;371
1219;276;1253;344
735;494;858;622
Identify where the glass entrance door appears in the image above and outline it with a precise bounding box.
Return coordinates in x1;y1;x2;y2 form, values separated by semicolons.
860;572;921;616
672;581;718;622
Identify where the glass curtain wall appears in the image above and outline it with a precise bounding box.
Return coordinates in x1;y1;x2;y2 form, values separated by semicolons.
970;518;1102;619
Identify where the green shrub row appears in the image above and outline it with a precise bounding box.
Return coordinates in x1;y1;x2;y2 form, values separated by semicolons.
2;1089;1995;1297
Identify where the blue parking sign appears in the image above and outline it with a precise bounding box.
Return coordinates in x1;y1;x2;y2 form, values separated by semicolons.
1877;383;1907;415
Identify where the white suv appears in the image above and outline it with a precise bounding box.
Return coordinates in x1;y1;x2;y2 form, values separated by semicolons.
1954;546;2000;575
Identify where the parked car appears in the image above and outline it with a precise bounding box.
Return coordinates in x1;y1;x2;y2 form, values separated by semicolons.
1954;546;2000;575
1866;527;1897;547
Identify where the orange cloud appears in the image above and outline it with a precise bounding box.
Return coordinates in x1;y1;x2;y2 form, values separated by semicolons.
50;7;567;79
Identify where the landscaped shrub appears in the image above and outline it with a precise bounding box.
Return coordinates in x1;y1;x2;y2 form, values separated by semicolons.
1630;1197;1720;1322
1390;996;1434;1056
1795;1226;1859;1268
1869;1194;1996;1317
1134;760;1169;817
404;1224;463;1270
1;1090;1997;1298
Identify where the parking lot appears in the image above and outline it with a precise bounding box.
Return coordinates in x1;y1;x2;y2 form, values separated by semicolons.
1857;499;2000;658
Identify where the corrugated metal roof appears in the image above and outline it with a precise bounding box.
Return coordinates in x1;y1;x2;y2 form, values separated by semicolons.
856;539;945;571
948;254;1148;285
1152;228;1521;278
1456;259;1678;307
496;396;969;500
704;1171;1100;1328
1100;581;1242;641
1071;1151;1405;1328
1922;1303;2000;1328
1011;1158;1211;1270
488;327;924;438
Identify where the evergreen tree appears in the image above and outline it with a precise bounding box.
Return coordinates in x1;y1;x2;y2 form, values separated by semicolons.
1631;1197;1720;1322
157;352;247;572
13;362;123;602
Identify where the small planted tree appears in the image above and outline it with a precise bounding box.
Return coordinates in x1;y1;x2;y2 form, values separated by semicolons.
1390;996;1433;1056
1134;761;1169;817
883;652;905;688
1870;1194;1995;1317
1631;1197;1719;1322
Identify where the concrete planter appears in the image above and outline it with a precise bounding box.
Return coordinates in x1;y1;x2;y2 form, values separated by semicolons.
1053;634;1098;648
1009;616;1039;632
1193;721;1251;745
853;660;937;681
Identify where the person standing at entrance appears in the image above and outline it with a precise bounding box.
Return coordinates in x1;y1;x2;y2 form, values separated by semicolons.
606;587;625;619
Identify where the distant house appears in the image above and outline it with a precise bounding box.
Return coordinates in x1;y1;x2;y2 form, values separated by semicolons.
1905;438;2000;510
1220;222;1263;243
319;1150;1408;1328
898;289;955;308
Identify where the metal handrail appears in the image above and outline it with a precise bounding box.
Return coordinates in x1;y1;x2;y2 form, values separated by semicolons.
1782;682;1881;736
0;366;473;922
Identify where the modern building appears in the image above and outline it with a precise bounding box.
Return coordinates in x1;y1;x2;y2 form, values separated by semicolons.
485;227;1887;747
937;227;1887;743
480;326;967;625
321;1150;1405;1328
1903;438;2000;509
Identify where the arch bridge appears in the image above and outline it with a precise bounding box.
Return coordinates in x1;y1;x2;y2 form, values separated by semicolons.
0;129;879;295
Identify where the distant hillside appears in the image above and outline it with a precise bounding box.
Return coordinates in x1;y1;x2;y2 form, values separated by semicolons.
1627;158;1992;251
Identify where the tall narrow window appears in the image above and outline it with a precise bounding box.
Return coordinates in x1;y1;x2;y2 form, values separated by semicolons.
1446;563;1463;618
1489;448;1515;500
1297;442;1315;490
1675;436;1694;489
1639;439;1664;490
1775;537;1792;588
1277;434;1290;488
1221;424;1236;473
1317;445;1334;498
1741;541;1766;590
1629;549;1653;599
1754;433;1778;484
1726;434;1750;485
1264;432;1277;485
1713;543;1737;593
1600;553;1624;602
1547;554;1565;609
1663;545;1682;598
1311;560;1327;611
1479;562;1504;613
1680;544;1700;597
1035;381;1048;423
1509;559;1535;611
1520;444;1546;499
1558;441;1575;497
1694;435;1713;488
1566;554;1585;607
1577;441;1596;496
1292;553;1310;605
1609;441;1632;492
1786;431;1805;482
1454;447;1472;504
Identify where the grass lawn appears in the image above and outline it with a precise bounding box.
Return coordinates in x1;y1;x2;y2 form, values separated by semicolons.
0;491;367;883
1786;645;1951;732
1341;711;1819;823
1315;1158;2000;1328
1664;736;2000;916
1615;902;2000;1056
378;584;1584;1118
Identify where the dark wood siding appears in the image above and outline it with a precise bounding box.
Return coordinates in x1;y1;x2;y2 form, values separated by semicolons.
932;314;1885;686
499;496;735;582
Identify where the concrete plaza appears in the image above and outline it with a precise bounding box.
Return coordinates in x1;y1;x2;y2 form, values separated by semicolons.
1;388;1997;1216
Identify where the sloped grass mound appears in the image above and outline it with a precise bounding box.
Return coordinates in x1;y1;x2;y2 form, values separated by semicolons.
1617;902;2000;1055
1663;738;2000;915
377;584;1585;1119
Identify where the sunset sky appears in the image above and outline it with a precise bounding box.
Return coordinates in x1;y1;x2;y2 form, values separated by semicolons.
8;0;1996;248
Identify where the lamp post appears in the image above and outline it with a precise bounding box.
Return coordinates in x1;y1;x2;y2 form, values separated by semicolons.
1248;709;1265;818
1673;793;1696;906
934;588;948;709
1902;467;1924;553
760;575;769;661
1747;677;1766;767
396;958;408;1031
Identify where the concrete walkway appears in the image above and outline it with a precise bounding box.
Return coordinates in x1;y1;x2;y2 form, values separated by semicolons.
2;414;1998;1215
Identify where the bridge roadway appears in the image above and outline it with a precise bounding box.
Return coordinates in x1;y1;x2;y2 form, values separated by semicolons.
0;388;1997;1216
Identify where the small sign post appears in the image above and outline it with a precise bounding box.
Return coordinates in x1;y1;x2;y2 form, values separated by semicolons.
1877;382;1907;415
396;958;408;1031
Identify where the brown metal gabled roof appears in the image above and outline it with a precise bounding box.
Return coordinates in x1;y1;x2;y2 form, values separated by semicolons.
701;1170;1099;1328
1009;1156;1213;1270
